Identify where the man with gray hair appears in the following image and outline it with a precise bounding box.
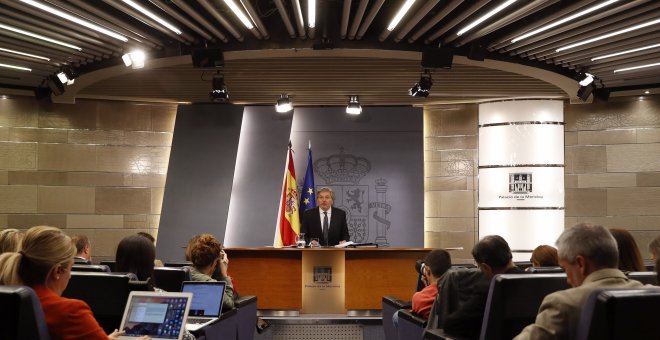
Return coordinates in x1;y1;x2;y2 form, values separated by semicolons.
514;223;644;340
300;187;350;246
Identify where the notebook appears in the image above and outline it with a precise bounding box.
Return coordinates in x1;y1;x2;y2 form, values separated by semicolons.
181;281;226;331
118;291;192;340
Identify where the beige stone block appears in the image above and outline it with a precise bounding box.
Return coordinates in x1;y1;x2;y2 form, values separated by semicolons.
424;136;477;151
0;98;38;127
124;214;150;229
7;214;66;228
8;171;68;185
68;172;124;187
0;214;7;227
123;173;167;187
637;172;660;187
577;129;636;145
0;185;37;213
150;215;161;230
425;217;475;232
577;173;636;188
0;127;9;141
571;146;606;173
151;105;177;132
565;188;606;217
96;146;170;174
38;101;98;129
564;147;574;174
38;186;95;213
0;171;7;185
425;177;468;191
67;214;124;229
570;216;638;229
424;104;478;136
96;187;151;214
9;127;68;143
608;144;660;172
425;161;474;177
637;217;660;231
566;99;660;131
564;217;578;229
68;130;125;145
125;131;173;147
636;128;660;143
97;102;151;131
424;231;475;259
151;188;164;214
89;228;141;258
565;174;578;188
607;188;660;215
564;131;577;146
0;142;37;170
38;144;96;171
425;191;474;218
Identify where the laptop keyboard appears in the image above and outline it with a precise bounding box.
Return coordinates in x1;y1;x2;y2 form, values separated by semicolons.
187;317;210;324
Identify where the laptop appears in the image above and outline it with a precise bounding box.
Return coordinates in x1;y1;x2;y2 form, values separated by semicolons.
118;291;192;340
181;281;226;331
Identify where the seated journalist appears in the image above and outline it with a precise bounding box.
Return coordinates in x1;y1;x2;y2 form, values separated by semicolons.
300;187;350;246
514;223;645;340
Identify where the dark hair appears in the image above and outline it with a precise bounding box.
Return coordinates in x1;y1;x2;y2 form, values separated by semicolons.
531;245;559;267
137;232;155;244
71;235;90;254
424;249;452;278
472;235;512;269
609;228;644;272
116;235;156;281
188;234;222;269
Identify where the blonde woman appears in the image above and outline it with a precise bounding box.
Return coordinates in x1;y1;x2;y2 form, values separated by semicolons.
0;228;23;254
0;226;127;340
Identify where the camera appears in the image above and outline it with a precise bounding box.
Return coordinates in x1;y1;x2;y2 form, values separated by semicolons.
415;259;426;275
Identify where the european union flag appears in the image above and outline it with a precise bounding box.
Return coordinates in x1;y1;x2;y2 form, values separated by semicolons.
299;144;316;215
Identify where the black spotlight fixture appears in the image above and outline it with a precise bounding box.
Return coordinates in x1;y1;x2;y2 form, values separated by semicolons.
209;72;229;102
575;71;596;102
47;75;65;96
409;70;433;98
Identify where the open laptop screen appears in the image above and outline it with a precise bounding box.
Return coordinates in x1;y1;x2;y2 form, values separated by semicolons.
181;281;225;317
120;291;192;340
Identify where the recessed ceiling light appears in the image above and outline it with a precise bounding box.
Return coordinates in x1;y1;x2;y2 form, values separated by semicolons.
0;23;81;50
644;90;650;94
613;62;660;73
0;63;31;72
388;0;416;31
591;43;660;61
0;47;50;61
457;0;517;36
224;0;254;29
123;0;182;34
556;18;660;52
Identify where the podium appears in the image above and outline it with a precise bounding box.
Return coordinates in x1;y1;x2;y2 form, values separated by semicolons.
224;248;428;314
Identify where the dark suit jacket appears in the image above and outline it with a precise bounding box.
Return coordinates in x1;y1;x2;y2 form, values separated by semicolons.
300;207;350;246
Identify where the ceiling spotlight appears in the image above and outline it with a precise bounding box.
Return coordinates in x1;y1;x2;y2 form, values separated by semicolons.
210;73;229;102
56;71;68;84
577;72;594;86
409;70;433;97
122;50;146;69
577;83;595;102
346;95;362;115
275;94;293;113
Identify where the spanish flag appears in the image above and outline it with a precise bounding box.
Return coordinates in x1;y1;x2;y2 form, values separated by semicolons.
274;143;300;247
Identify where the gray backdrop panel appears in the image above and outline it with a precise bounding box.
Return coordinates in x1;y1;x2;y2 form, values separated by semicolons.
224;106;294;247
156;104;244;261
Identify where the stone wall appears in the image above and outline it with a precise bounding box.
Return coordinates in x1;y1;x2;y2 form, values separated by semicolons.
0;96;176;261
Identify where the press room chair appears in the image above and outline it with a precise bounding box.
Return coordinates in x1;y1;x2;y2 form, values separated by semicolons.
235;295;258;340
153;266;192;292
398;309;427;340
72;264;111;272
62;272;135;333
479;273;570;340
576;288;660;340
164;261;193;267
99;260;116;271
526;266;564;274
382;296;412;340
0;285;50;340
626;271;658;285
191;308;238;340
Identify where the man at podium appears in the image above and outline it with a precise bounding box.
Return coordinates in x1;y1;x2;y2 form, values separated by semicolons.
300;187;350;246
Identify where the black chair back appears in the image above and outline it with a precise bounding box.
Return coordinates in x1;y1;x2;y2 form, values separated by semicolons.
72;264;110;272
643;259;655;271
164;261;193;267
153;266;192;292
100;260;116;272
626;271;658;285
514;261;533;270
480;273;570;340
527;266;564;274
0;286;50;340
576;288;660;340
382;296;411;340
62;272;134;333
